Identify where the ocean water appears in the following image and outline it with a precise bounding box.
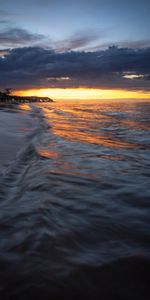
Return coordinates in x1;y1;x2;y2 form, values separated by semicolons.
0;100;150;299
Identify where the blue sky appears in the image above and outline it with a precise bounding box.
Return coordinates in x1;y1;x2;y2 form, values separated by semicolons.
0;0;150;50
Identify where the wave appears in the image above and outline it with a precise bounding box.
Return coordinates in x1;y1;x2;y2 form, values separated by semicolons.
0;103;150;299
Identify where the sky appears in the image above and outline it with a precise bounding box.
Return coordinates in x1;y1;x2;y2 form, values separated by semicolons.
0;0;150;99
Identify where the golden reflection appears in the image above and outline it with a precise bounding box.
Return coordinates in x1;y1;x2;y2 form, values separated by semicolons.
123;119;149;131
16;88;150;100
52;127;137;149
47;169;96;179
19;104;31;111
37;148;59;159
40;102;140;149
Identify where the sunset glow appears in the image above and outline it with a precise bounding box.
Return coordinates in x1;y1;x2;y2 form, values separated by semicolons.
16;88;150;100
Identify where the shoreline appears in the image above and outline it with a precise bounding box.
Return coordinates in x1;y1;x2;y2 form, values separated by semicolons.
0;105;33;168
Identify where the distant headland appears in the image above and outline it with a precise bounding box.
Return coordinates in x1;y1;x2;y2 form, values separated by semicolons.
0;89;53;104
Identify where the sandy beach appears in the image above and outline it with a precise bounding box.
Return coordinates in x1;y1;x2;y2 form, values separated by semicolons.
0;106;33;168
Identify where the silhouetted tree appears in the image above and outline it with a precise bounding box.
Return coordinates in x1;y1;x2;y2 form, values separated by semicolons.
4;88;12;96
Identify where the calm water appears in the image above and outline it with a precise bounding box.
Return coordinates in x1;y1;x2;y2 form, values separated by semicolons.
0;100;150;299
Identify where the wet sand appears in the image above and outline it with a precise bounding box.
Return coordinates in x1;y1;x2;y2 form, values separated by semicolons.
0;106;33;167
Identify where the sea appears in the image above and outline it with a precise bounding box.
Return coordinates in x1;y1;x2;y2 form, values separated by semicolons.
0;99;150;299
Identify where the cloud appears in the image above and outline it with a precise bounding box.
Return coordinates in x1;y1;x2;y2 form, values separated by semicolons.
0;46;149;90
0;10;12;27
0;49;9;57
0;27;46;47
0;20;10;25
0;26;106;51
85;40;150;52
121;40;150;49
54;30;104;52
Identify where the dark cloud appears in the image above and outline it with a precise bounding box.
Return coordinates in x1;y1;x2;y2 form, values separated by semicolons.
85;40;150;52
0;27;46;47
0;46;150;91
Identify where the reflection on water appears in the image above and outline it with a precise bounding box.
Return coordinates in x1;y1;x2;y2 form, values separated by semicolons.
19;103;31;111
42;100;150;148
37;100;150;179
0;100;150;299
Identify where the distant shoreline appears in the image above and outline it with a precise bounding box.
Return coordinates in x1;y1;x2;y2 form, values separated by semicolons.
0;92;54;104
